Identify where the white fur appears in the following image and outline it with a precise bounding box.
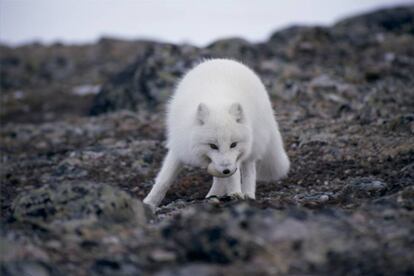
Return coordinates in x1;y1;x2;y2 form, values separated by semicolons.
143;59;290;208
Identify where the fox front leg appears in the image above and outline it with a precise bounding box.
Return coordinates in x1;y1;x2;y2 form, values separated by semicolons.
143;151;182;209
241;161;256;199
208;168;243;198
206;177;227;198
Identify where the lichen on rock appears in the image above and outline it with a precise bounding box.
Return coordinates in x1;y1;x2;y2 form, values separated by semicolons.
12;181;147;232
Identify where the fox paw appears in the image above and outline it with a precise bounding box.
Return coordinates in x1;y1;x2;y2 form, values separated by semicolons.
206;196;221;204
143;197;157;212
243;193;256;200
227;192;245;200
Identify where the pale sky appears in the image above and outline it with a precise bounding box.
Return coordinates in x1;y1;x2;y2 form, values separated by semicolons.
0;0;412;46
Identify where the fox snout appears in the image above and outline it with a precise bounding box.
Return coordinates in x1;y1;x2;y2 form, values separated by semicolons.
218;161;234;175
207;162;237;178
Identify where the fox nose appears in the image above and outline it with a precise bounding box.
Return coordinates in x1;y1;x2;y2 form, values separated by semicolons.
222;169;230;174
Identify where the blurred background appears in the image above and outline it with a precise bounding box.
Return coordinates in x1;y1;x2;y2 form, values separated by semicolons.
2;2;414;275
1;0;412;46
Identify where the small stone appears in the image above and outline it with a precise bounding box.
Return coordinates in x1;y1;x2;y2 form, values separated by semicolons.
149;249;176;262
319;195;330;202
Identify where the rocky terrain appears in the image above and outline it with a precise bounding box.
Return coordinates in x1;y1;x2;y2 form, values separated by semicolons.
1;6;414;276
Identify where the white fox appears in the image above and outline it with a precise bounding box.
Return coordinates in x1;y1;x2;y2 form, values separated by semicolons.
143;59;290;208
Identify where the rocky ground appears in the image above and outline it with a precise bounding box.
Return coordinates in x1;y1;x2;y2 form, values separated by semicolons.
1;6;414;276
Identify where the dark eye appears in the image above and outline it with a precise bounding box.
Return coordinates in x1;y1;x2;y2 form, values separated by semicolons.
230;142;237;148
209;144;218;150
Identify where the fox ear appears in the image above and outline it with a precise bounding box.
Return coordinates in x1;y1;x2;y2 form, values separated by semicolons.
196;103;209;125
229;103;244;123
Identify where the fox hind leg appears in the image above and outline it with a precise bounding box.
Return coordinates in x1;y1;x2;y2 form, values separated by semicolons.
256;131;290;182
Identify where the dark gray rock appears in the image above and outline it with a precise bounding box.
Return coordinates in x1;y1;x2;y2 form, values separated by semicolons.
158;202;414;275
1;261;62;276
334;6;414;35
206;37;259;67
90;258;142;276
345;177;388;198
90;43;211;115
0;38;154;92
154;264;219;276
12;181;147;232
161;203;257;264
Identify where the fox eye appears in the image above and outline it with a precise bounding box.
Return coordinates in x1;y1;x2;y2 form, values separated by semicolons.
209;144;219;150
230;142;237;148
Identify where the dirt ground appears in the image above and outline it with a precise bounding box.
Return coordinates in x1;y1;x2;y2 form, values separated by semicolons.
1;6;413;276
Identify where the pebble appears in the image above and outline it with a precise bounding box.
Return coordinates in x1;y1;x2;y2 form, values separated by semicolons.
319;194;330;202
149;249;176;262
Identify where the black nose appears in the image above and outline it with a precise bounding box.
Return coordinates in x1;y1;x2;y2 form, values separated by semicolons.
223;169;230;174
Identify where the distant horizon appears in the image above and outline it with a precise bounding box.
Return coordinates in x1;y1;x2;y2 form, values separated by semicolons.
1;0;412;47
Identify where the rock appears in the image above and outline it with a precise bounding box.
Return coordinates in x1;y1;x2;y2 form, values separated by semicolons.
374;185;414;210
154;264;219;276
158;202;414;274
309;74;339;91
161;203;258;263
1;261;61;276
334;6;414;36
11;181;146;232
344;177;388;199
387;113;414;133
1;5;414;276
149;249;177;263
45;139;162;183
0;38;154;93
206;38;259;67
267;25;335;60
0;238;50;263
89;43;211;115
293;193;332;207
396;185;414;209
299;131;335;147
90;258;142;276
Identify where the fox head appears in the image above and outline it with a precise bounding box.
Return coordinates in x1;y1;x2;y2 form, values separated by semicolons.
190;102;252;177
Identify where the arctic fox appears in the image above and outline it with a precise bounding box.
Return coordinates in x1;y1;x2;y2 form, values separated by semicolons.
143;59;290;208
